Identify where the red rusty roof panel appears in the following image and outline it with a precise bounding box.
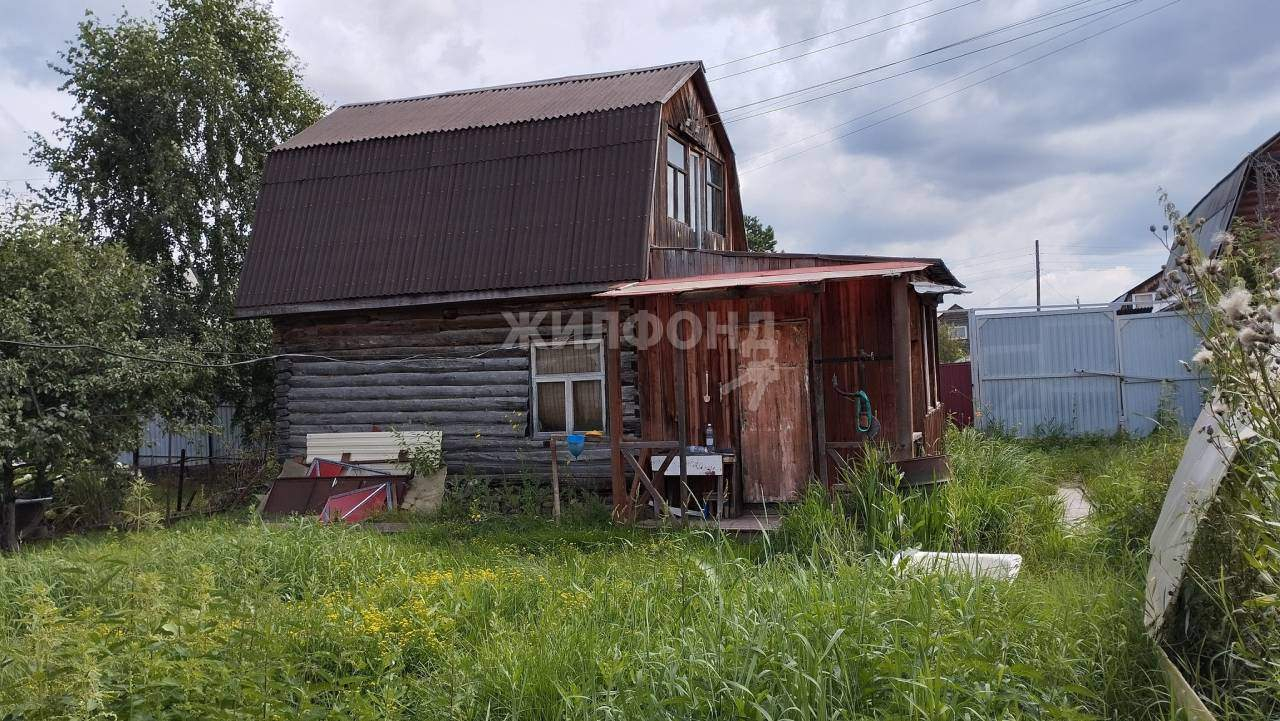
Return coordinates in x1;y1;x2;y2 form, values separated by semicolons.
595;261;932;297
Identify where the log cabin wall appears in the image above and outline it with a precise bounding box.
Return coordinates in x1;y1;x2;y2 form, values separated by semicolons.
271;298;639;489
652;78;747;252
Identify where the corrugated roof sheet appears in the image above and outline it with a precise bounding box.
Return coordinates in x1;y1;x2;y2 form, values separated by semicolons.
236;62;716;316
596;261;931;297
236;105;662;313
280;61;700;149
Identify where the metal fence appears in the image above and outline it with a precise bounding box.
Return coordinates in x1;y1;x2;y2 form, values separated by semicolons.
117;404;256;467
968;304;1208;437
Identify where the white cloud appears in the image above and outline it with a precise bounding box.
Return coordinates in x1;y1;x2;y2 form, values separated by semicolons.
4;0;1278;307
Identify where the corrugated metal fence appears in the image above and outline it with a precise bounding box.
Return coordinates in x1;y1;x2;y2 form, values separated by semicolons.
969;305;1208;437
118;405;255;467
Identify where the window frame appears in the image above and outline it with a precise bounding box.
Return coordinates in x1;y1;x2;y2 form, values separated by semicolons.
1130;292;1157;309
530;338;607;436
948;323;968;341
666;135;688;225
705;157;725;238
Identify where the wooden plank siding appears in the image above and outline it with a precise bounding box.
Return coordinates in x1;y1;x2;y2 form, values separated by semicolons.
1233;137;1280;243
652;78;747;251
632;276;940;492
272;299;640;488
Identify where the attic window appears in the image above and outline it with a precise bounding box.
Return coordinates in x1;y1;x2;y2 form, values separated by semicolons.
531;340;605;435
666;136;688;224
706;158;725;236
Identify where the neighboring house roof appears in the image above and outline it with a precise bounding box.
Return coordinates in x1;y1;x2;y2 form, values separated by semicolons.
1116;129;1280;303
1167;129;1280;263
235;62;703;318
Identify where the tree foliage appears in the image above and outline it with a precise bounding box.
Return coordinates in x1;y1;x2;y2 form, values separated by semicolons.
744;214;778;253
30;0;324;424
0;204;200;549
937;323;967;363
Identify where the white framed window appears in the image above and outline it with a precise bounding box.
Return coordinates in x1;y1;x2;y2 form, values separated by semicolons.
666;136;688;224
1131;292;1157;309
706;157;725;237
948;324;968;340
530;339;606;435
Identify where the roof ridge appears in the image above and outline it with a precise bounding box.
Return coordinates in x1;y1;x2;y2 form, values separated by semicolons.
341;60;703;109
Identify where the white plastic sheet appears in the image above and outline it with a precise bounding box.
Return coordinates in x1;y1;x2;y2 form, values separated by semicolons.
1144;406;1252;635
892;550;1022;580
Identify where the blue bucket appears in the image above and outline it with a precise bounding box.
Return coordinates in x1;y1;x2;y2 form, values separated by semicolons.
566;434;586;459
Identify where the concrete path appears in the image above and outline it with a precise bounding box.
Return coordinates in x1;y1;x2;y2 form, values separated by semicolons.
1056;485;1093;527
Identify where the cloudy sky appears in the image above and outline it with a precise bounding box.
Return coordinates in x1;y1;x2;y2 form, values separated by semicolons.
2;0;1277;306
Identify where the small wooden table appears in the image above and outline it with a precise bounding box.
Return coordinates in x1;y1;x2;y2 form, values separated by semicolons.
651;452;735;518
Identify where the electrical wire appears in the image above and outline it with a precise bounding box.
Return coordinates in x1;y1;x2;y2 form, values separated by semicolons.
737;0;1133;167
0;339;520;368
709;0;984;81
707;0;944;70
713;0;1126;119
984;277;1037;305
739;0;1180;174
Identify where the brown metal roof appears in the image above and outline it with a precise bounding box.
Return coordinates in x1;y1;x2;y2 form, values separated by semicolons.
236;62;711;317
279;61;701;149
596;262;932;297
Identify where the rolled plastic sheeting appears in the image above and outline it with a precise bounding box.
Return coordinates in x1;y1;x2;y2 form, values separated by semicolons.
891;550;1022;580
1144;405;1253;636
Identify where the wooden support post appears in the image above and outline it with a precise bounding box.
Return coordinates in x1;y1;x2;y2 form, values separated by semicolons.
891;277;915;457
674;342;689;524
549;436;561;523
810;289;828;489
606;302;627;519
175;448;186;517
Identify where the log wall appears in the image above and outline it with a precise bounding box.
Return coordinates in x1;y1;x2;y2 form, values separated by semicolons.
272;298;639;489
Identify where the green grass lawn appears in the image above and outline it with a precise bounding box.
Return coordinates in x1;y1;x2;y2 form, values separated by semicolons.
0;431;1182;720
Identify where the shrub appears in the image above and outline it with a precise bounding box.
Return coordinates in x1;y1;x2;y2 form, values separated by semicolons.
1154;205;1280;718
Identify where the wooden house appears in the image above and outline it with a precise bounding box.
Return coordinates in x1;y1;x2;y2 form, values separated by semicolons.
235;61;964;517
1118;129;1280;307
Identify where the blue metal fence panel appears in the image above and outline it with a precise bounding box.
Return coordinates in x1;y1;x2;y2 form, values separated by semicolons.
1118;313;1207;435
118;404;250;466
971;306;1207;438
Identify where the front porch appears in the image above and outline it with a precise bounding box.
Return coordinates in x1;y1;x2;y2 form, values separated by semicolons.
599;261;957;521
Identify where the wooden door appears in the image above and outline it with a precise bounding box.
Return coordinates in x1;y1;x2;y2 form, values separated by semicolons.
735;321;813;503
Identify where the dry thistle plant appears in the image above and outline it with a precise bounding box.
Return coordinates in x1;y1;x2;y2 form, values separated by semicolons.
1156;193;1279;715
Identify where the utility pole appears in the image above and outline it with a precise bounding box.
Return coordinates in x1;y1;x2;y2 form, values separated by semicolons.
1034;239;1041;311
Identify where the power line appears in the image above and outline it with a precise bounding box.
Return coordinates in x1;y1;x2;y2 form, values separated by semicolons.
984;277;1036;306
708;0;945;70
739;0;1179;174
738;1;1133;169
719;0;1136;123
709;0;983;81
949;252;1034;268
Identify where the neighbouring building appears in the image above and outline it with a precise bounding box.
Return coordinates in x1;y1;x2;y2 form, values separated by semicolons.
1118;129;1280;306
235;61;965;516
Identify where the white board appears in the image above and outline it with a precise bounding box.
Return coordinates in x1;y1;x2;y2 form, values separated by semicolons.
306;431;441;474
651;454;723;476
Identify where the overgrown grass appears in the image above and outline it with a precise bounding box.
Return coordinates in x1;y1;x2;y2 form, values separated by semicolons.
0;432;1184;720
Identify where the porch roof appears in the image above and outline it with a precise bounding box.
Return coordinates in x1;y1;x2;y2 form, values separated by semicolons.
595;261;930;297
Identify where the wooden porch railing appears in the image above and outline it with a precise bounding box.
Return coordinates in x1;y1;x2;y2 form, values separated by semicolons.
923;403;946;456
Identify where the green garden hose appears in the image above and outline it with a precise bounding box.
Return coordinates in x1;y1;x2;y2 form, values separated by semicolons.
853;390;874;433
